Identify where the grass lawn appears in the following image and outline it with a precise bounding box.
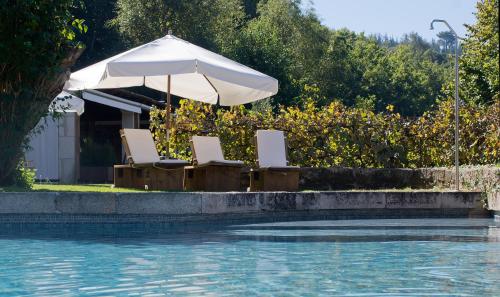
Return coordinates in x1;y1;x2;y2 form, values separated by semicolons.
0;184;453;193
0;184;150;193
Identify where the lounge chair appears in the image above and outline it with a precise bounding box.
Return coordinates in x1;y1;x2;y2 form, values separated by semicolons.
184;136;244;191
114;128;188;190
250;130;300;191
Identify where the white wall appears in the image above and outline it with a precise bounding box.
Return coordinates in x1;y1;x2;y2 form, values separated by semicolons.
25;117;60;181
58;113;79;183
26;92;145;183
25;113;79;183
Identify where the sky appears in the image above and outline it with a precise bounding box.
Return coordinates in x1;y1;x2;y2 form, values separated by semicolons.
308;0;477;41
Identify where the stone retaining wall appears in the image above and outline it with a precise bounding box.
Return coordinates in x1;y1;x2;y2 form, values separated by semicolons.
488;191;500;211
299;166;499;191
0;191;484;223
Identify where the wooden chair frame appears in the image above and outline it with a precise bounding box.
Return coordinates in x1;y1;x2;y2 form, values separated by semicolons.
249;131;300;191
114;129;186;190
184;136;245;191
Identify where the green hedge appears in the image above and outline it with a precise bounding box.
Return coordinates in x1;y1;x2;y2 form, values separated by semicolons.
149;98;499;168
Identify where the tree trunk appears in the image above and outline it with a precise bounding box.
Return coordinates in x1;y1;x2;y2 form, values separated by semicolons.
0;48;83;185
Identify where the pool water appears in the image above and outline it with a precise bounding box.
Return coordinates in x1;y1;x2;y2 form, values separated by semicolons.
0;219;499;296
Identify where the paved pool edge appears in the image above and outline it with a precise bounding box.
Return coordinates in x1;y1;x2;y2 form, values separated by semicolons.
0;191;488;223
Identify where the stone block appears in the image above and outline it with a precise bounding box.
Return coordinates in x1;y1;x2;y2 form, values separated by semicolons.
0;192;57;213
313;192;386;210
296;192;320;210
440;192;481;209
385;192;441;209
115;193;201;214
202;193;260;214
488;192;500;211
55;193;116;214
259;192;297;211
299;166;499;192
0;190;493;219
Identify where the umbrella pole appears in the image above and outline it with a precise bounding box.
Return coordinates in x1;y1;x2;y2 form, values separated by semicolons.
165;74;171;158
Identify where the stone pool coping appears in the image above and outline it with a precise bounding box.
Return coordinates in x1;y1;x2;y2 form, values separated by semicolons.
0;191;488;223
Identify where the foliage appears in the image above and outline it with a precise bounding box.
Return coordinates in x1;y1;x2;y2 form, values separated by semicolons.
459;0;499;104
407;99;500;167
150;98;499;168
13;161;36;190
76;0;497;113
111;0;246;50
0;0;86;185
2;0;496;188
436;31;457;52
120;0;499;169
111;0;450;115
336;33;450;115
72;0;124;69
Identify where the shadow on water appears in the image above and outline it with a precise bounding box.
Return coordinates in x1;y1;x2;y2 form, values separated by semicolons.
0;219;499;245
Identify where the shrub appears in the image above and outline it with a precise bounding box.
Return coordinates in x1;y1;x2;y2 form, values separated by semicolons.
14;161;36;190
149;98;499;168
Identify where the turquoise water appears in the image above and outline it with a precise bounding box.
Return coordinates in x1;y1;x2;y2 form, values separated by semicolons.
0;218;499;296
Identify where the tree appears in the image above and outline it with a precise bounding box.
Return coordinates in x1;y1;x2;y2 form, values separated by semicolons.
239;0;329;106
243;0;261;18
111;0;331;107
110;0;452;115
72;0;124;69
436;31;456;52
0;1;85;185
314;29;363;106
316;32;448;115
459;0;499;104
383;44;447;115
111;0;245;51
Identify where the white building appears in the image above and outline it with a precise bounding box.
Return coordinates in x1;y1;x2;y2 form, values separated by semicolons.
26;89;159;183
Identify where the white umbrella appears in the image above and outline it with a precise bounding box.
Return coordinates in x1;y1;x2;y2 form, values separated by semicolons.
65;34;278;104
65;33;278;155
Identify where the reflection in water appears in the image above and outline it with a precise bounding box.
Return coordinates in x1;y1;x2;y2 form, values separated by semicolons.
0;219;499;296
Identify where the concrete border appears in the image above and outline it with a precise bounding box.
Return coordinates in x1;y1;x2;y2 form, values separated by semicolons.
0;209;478;225
299;166;499;191
0;191;486;223
488;191;499;211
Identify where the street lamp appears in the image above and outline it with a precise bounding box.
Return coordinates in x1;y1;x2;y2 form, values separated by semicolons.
430;19;461;191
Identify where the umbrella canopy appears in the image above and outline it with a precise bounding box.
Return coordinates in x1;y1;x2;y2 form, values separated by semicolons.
64;34;278;106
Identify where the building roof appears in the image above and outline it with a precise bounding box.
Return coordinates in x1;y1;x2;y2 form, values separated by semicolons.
100;89;166;108
81;89;153;114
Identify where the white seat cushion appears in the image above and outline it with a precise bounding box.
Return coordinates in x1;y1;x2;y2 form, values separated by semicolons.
207;160;244;165
122;129;160;164
157;159;189;165
256;130;288;168
191;136;243;165
259;165;299;170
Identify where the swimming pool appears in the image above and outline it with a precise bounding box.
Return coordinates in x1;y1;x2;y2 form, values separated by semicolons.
1;219;499;296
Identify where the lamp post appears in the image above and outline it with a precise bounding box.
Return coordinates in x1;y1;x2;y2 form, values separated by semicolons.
430;19;461;191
